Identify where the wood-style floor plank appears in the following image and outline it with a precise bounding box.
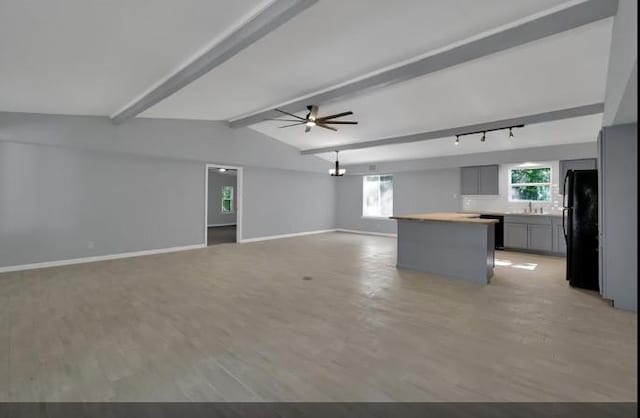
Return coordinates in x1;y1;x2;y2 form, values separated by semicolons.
0;232;636;401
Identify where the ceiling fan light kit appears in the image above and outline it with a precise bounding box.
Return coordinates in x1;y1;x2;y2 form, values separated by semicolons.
265;105;358;133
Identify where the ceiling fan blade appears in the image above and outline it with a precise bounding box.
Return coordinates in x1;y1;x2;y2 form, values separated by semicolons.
317;111;353;121
278;122;306;128
305;125;311;133
275;108;306;120
320;121;358;125
264;118;305;122
317;123;337;132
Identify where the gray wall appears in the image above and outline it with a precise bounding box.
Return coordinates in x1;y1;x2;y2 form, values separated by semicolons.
336;168;462;234
243;167;336;239
0;141;204;267
0;113;336;268
0;112;329;173
599;123;637;311
344;143;597;174
207;170;237;226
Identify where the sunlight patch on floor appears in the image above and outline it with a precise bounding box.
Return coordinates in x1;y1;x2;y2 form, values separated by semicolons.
496;258;538;271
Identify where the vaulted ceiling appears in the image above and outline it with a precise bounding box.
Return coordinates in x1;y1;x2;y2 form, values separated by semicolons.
0;0;618;164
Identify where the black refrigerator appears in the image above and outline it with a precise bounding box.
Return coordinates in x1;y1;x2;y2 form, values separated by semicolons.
563;169;599;290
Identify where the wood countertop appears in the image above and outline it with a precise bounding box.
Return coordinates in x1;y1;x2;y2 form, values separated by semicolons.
389;212;499;224
457;210;562;218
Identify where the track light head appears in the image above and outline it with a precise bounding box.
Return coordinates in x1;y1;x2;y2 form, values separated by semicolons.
480;132;486;142
454;135;460;146
509;128;514;139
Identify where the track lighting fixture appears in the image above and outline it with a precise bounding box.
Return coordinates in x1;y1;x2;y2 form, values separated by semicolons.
329;151;346;176
452;124;524;146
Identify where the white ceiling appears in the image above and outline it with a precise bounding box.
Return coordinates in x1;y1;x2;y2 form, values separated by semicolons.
249;19;612;156
142;0;569;120
0;0;615;165
317;114;603;165
0;0;267;115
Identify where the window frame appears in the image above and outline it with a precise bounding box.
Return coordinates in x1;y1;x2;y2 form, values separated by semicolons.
221;185;234;214
362;174;394;219
508;166;552;202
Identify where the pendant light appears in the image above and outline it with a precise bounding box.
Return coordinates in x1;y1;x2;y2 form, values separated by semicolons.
329;151;346;176
509;127;514;139
480;131;486;142
454;135;460;146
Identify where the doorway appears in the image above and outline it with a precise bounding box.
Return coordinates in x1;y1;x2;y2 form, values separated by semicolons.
205;164;243;245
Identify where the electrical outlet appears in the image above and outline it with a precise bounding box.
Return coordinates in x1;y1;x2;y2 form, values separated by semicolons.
88;241;95;249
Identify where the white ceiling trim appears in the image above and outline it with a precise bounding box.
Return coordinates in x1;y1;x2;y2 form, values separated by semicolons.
228;0;617;127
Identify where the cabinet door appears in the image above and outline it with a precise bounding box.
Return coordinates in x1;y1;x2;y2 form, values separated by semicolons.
560;158;597;194
553;224;567;255
528;224;553;252
504;223;528;249
461;166;479;195
478;165;499;195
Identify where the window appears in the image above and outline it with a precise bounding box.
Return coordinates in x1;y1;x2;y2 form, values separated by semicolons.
221;186;234;213
509;167;551;201
363;175;393;217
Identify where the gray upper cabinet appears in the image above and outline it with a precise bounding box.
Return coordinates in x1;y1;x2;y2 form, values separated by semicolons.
478;165;499;195
461;166;479;195
559;158;596;194
460;167;479;194
461;165;498;195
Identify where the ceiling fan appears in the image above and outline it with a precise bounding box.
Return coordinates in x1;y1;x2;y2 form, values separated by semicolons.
265;105;357;133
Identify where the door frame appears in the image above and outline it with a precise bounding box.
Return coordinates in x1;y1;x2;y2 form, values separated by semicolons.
205;163;243;244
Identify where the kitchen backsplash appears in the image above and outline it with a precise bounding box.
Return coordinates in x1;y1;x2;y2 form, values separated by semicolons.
462;161;564;215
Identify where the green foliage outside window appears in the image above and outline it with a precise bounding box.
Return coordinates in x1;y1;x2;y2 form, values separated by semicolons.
509;167;551;202
221;186;234;213
510;168;551;184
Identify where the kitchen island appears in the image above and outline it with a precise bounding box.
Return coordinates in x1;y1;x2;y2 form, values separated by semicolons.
389;213;498;284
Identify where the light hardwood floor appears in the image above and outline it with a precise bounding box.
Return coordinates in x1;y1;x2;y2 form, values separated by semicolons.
0;232;636;401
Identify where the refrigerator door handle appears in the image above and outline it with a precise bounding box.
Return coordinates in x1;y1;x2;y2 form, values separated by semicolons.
563;170;571;207
562;207;568;241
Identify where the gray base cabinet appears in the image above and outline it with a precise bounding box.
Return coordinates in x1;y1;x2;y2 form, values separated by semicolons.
528;225;553;251
504;223;528;249
504;215;565;255
552;223;566;255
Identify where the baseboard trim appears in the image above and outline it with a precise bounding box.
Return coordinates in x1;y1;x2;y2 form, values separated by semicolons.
239;229;336;243
0;243;207;274
207;223;237;227
335;228;397;237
